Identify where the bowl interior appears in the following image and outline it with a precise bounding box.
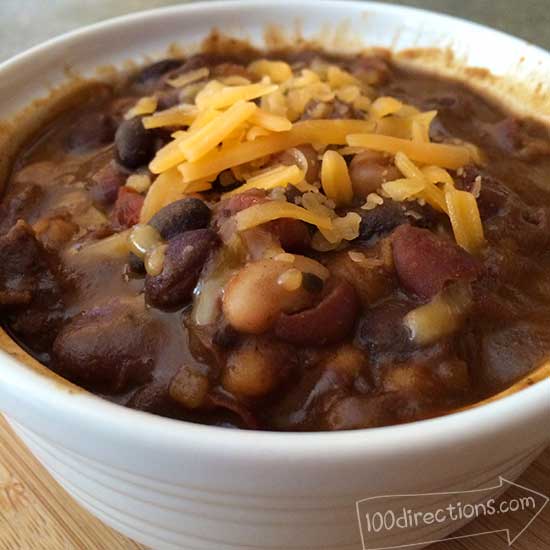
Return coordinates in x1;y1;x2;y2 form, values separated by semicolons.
0;0;549;458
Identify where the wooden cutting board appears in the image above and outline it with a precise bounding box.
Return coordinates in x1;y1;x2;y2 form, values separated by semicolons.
0;414;548;550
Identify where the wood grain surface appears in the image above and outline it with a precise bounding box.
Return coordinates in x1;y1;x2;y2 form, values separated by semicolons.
0;414;547;550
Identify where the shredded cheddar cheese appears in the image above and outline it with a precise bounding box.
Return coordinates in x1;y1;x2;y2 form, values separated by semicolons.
321;150;353;206
235;201;333;231
223;165;305;198
125;96;157;119
138;52;486;254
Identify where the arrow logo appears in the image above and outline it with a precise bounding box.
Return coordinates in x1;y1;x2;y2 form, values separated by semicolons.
356;477;549;550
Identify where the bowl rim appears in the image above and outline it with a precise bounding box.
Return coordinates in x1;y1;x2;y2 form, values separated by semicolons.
0;0;549;460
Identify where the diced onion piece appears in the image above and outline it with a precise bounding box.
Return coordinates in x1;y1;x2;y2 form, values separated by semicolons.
125;96;157;119
249;109;292;132
196;80;278;110
346;134;473;169
381;178;425;202
167;67;209;88
223;165;304;198
248;60;292;83
178;119;375;182
404;285;472;345
321;150;353;206
178;100;257;162
236;201;333;232
70;230;131;259
142;105;198;129
370;96;403;119
445;184;485;254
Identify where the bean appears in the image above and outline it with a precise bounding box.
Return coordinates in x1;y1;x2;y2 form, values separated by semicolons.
222;258;317;334
274;278;360;346
145;229;220;310
222;337;292;397
349;151;400;198
149;198;211;240
115;117;155;169
51;299;159;393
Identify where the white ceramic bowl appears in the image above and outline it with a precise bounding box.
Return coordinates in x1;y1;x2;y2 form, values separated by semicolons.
0;2;549;549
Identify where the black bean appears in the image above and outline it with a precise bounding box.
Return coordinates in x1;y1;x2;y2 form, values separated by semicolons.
356;201;408;242
127;252;145;275
301;272;324;294
135;58;184;85
145;229;220;310
115;117;155;169
65;112;115;153
149;198;211;240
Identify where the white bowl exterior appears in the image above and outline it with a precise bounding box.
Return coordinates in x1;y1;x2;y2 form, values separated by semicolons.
0;2;549;549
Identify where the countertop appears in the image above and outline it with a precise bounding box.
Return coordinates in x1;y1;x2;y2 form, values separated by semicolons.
0;2;548;549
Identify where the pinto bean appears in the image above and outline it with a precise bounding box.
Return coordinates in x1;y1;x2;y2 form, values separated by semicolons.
222;258;317;334
392;225;482;300
349;151;401;198
115;116;155;169
145;229;220;310
222;337;294;397
276;145;320;183
149;198;211;240
274;278;359;346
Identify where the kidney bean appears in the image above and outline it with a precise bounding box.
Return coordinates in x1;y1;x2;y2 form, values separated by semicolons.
274;278;359;346
51;299;159;393
149;198;211;240
392;225;482;300
145;229;220;310
115;116;155;169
